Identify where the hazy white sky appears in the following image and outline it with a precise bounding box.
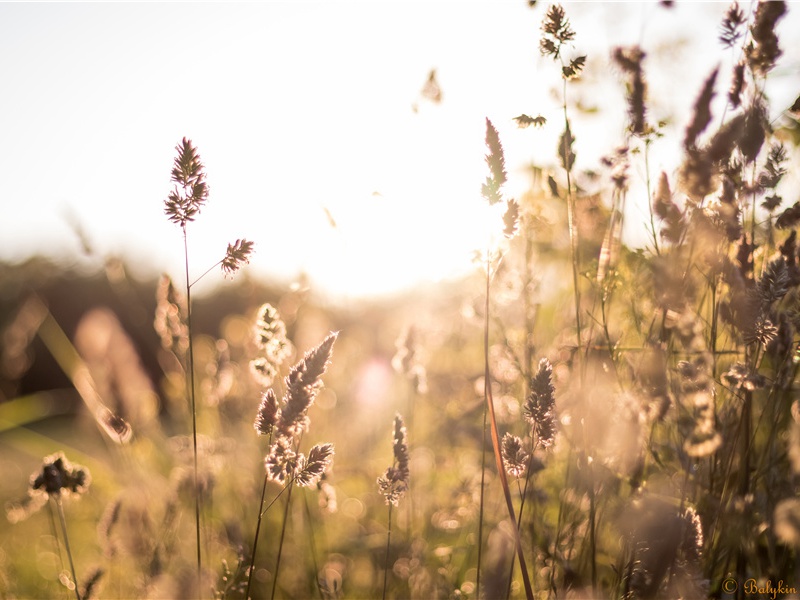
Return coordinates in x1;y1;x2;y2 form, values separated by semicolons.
1;2;797;298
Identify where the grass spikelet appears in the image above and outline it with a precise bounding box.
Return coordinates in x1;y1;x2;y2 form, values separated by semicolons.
164;138;208;228
728;61;745;108
294;443;335;488
378;413;410;600
523;358;557;448
278;332;338;437
540;4;575;59
739;101;767;163
719;1;746;48
747;0;786;75
501;433;529;479
265;436;299;485
514;114;546;128
377;413;410;506
250;303;293;387
220;238;254;278
481;118;507;205
684;67;719;149
613;46;647;136
254;389;280;436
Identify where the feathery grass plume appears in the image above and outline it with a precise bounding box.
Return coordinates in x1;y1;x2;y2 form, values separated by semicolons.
265;436;298;485
501;433;529;479
164;138;208;228
220;238;254;278
652;171;685;243
254;389;280;436
746;0;786;75
729;61;745;108
706;113;745;164
294;443;335;487
758;143;787;191
684;67;719;149
719;1;746;48
540;4;575;60
276;331;338;437
250;303;293;387
562;55;586;80
377;413;410;506
723;362;766;391
523;358;557;448
612;46;647;136
154;274;188;355
481;118;506;205
757;257;790;307
514;114;546;128
11;453;91;599
738;101;767;164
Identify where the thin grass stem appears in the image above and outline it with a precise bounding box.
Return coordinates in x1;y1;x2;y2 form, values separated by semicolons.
55;497;81;600
270;478;295;600
183;230;203;596
382;502;393;600
246;431;272;600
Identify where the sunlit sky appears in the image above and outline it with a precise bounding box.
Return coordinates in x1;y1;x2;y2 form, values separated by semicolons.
1;2;798;299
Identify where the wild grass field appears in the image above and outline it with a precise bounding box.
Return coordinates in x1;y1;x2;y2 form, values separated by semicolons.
2;2;800;599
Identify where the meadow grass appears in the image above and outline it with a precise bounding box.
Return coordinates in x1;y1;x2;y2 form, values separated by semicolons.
2;2;800;599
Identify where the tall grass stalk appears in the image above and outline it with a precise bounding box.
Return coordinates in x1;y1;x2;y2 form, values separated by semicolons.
483;259;534;600
183;233;203;593
377;414;410;599
163;138;253;595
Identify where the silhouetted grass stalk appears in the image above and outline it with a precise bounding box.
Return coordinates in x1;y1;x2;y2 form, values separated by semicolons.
245;432;273;600
483;260;534;600
182;232;203;594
